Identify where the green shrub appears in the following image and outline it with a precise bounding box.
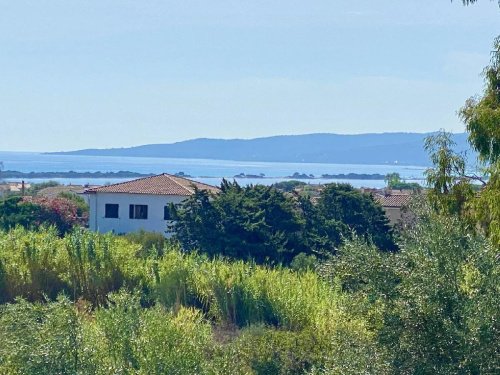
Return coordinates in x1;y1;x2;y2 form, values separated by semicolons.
0;226;67;302
124;229;168;258
0;296;94;375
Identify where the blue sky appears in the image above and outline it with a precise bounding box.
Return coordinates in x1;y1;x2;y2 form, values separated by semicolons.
0;1;498;152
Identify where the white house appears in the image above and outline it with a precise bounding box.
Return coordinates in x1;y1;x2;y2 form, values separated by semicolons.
84;173;219;236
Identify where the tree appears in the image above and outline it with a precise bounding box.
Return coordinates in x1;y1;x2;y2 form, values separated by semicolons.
458;38;500;245
172;180;306;264
384;172;401;189
323;203;500;373
172;181;396;264
0;196;80;235
460;37;500;164
272;180;306;192
315;183;396;251
0;197;43;230
424;130;476;217
385;172;421;191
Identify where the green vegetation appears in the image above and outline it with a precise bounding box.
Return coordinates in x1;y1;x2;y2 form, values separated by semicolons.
272;180;307;192
0;4;498;374
171;180;395;265
384;172;421;191
0;227;391;374
321;202;499;374
58;191;89;218
0;195;82;235
26;181;60;196
423;37;499;246
0;199;498;374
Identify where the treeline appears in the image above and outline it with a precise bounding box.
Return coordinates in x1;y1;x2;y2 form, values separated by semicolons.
171;181;397;265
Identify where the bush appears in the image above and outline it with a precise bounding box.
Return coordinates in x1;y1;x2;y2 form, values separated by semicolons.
124;229;167;257
0;227;149;305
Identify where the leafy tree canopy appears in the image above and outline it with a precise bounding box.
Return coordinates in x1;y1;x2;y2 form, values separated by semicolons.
0;195;80;235
172;181;396;264
385;172;421;191
460;37;500;164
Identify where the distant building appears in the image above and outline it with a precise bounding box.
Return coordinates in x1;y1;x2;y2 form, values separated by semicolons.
84;174;219;236
374;193;412;226
37;184;100;205
0;181;31;196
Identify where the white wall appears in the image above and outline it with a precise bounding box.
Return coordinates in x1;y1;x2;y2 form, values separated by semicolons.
86;192;186;237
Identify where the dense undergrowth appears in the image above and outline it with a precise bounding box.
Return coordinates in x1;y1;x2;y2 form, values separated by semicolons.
0;226;388;374
0;203;498;374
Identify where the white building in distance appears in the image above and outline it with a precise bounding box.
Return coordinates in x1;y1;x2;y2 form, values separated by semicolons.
84;173;219;236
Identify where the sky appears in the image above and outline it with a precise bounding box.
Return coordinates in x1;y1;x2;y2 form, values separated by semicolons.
0;1;499;152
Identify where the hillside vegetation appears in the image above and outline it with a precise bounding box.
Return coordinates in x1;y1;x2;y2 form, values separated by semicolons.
0;199;498;374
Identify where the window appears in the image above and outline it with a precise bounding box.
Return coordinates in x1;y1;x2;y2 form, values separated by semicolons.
105;204;119;218
129;204;148;219
164;206;172;220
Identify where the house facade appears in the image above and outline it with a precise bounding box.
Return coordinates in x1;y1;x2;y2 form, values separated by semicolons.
84;174;219;236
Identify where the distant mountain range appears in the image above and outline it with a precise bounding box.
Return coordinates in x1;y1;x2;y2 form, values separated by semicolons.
50;132;473;166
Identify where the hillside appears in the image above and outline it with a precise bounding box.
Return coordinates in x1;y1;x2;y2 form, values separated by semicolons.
50;132;472;166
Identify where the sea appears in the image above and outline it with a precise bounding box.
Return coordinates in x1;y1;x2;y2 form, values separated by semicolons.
0;151;428;188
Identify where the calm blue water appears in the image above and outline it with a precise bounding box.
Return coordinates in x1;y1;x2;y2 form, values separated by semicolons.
0;151;427;188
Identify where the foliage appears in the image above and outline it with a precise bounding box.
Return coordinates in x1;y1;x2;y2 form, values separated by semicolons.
322;201;500;374
172;180;307;264
27;196;80;234
172;181;395;264
473;161;500;246
0;228;390;374
124;229;168;257
272;180;307;192
0;197;43;231
58;191;89;218
0;227;148;305
0;296;89;375
385;172;421;191
424;130;476;217
290;252;317;272
0;220;497;373
458;37;500;245
314;183;396;251
0;195;82;235
26;180;60;196
460;36;500;164
154;249;340;330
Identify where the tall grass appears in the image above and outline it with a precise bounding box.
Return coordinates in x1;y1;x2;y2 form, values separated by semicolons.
0;227;389;374
154;250;341;329
0;226;64;302
0;226;150;305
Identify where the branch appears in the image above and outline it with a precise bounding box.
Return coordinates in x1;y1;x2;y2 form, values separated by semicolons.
460;173;488;186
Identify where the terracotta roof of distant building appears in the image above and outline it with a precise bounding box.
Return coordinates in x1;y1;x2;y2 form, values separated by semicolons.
37;185;96;198
84;174;220;196
375;194;412;208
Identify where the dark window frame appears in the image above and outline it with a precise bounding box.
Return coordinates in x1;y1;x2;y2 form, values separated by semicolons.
104;204;119;218
164;206;172;220
129;204;148;220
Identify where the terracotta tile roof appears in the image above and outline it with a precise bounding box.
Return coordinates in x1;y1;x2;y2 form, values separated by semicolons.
84;174;220;196
374;194;412;208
